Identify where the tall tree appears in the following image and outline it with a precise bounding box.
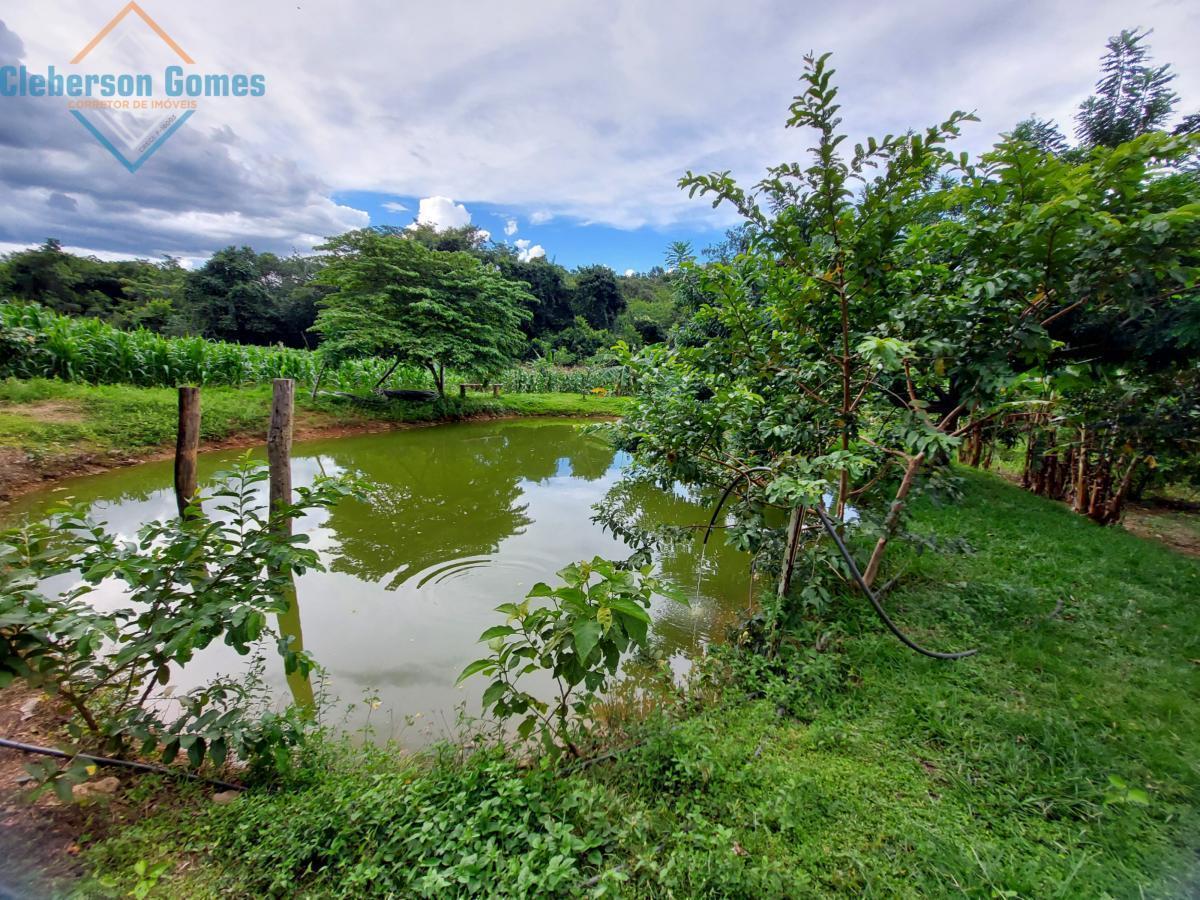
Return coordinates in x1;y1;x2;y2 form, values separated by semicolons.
494;252;574;339
1010;116;1069;155
312;229;531;396
182;247;276;344
572;265;624;329
1076;29;1179;149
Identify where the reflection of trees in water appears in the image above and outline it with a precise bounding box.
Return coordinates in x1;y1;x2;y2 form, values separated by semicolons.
317;422;619;589
596;476;759;657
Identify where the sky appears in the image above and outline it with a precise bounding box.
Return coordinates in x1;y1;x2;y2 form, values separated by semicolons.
0;0;1197;273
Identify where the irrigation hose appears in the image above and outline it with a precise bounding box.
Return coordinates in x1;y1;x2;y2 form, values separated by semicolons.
0;737;244;792
808;504;978;660
701;466;978;660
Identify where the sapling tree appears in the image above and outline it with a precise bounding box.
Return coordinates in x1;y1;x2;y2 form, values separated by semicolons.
312;229;531;396
606;54;988;627
0;460;356;793
459;557;685;757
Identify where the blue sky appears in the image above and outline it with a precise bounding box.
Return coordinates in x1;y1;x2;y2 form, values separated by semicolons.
0;1;1196;268
335;191;724;273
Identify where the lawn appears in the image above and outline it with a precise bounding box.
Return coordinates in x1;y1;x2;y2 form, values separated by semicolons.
0;378;629;497
72;467;1200;897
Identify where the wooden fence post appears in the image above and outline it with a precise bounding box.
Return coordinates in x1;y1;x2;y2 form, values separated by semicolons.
267;378;315;710
174;386;201;518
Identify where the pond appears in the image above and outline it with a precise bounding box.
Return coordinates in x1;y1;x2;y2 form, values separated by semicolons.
3;419;759;745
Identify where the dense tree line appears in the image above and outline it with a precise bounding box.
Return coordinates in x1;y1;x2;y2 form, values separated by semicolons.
0;231;684;364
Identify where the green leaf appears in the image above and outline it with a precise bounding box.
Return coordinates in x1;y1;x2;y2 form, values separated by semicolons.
481;679;507;708
606;597;651;623
572;619;603;661
477;625;516;642
455;658;495;686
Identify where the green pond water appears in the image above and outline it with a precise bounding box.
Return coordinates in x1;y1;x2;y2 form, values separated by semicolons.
3;419;758;745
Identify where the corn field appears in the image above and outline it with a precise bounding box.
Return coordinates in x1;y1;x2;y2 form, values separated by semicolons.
0;303;631;396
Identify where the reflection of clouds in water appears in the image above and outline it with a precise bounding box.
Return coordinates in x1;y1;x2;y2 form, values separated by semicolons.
7;421;755;749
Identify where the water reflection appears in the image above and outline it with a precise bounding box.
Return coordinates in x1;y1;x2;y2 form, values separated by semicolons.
3;419;758;745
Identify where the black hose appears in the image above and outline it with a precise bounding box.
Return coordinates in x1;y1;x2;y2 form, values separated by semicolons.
701;466;978;660
809;504;978;660
0;737;244;792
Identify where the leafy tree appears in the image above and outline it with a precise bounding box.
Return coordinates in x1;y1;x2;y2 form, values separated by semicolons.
182;247;276;344
494;252;575;339
0;239;81;309
402;223;492;254
552;315;616;362
312;229;531;396
608;53;983;648
945;131;1200;521
1010;116;1069;155
571;265;625;329
1076;29;1179;149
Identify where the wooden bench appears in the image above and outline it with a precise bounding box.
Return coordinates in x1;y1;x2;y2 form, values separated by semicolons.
459;383;503;398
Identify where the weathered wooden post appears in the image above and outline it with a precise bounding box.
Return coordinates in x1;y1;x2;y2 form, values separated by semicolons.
174;386;201;517
267;378;315;710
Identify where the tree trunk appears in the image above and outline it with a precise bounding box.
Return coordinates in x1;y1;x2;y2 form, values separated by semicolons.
777;507;804;598
862;452;925;589
174;386;201;518
1100;453;1140;525
1072;427;1088;513
310;358;327;401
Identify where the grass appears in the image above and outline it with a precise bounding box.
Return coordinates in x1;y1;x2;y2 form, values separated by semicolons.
0;378;629;483
72;468;1200;897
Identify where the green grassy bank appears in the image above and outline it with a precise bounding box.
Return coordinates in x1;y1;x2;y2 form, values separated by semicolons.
0;378;629;498
70;468;1200;897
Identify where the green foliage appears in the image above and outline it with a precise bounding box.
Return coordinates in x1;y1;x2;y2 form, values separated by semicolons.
313;229;532;395
460;557;684;756
182;247;328;348
0;303;629;402
0;460;356;782
0;239;187;330
571;265;625;330
1076;28;1180;149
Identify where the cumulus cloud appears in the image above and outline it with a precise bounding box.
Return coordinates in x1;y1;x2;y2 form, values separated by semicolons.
517;242;546;262
624;268;635;276
504;218;518;236
382;200;409;213
409;196;472;231
529;210;555;225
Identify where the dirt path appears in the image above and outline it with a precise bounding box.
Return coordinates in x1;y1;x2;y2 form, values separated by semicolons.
0;688;102;898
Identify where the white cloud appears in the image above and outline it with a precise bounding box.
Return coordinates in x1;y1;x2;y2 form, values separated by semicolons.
517;242;546;262
382;200;409;213
504;218;518;236
1;1;1199;254
515;239;531;250
409;196;472;231
624;268;635;276
475;229;492;243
